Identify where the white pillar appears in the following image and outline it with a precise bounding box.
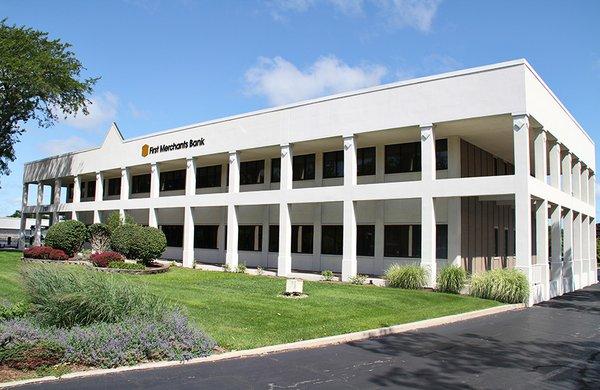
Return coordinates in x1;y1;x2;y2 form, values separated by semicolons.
73;175;81;204
572;160;581;199
277;144;293;276
36;182;44;206
581;168;589;204
150;162;160;198
562;152;572;195
149;208;158;228
228;151;240;193
34;212;42;246
535;198;549;301
562;209;574;293
52;178;61;225
95;171;104;202
534;129;547;182
226;151;240;269
447;136;461;266
588;173;595;206
581;215;589;286
549;204;562;297
182;206;195;268
513;114;533;302
549;141;561;188
420;124;436;287
341;135;358;281
573;212;582;289
19;184;28;248
185;157;196;196
590;217;597;284
120;167;130;201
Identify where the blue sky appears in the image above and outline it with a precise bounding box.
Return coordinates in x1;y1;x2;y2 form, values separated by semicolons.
2;0;600;217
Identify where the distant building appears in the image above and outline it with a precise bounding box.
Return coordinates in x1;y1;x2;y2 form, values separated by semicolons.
0;217;48;248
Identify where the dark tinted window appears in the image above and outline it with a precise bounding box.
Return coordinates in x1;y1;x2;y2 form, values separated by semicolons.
384;225;410;257
239;225;262;251
292;225;313;254
436;139;448;170
107;177;121;196
293;154;315;181
194;225;219;249
323;150;344;179
271;158;281;183
357;225;375;256
321;225;343;255
87;181;96;198
269;225;279;252
161;225;183;247
66;183;74;202
436;224;448;259
240;160;265;185
357;147;376;176
385;142;421;173
131;174;151;194
160;169;186;191
196;165;222;188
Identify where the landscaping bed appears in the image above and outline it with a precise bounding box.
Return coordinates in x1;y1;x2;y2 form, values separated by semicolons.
21;257;171;275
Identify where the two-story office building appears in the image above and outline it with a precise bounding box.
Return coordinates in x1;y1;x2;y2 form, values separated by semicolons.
21;59;596;304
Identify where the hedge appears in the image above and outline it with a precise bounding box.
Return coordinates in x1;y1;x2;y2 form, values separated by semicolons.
44;220;88;256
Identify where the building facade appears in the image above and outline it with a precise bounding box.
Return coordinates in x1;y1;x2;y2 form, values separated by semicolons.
20;59;596;304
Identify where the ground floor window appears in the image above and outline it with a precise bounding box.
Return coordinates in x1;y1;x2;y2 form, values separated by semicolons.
238;225;262;251
384;225;418;258
357;225;375;256
194;225;219;249
292;225;313;254
321;225;343;255
268;225;279;252
161;225;183;247
436;224;448;259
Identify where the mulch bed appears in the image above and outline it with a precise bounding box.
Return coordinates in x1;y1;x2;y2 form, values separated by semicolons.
21;258;170;275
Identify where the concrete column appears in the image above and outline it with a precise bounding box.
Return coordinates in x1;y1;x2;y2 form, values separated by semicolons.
261;206;270;267
185;157;196;196
374;200;385;273
95;171;104;202
19;184;28;248
581;168;589;204
34;212;42;246
581;215;589;286
120;167;130;201
36;182;44;206
588;173;595;207
562;152;572;195
549;204;562;297
226;204;239;269
512;114;533;298
341;135;357;281
71;211;78;221
535;198;549;301
73;176;81;204
447;136;461;266
533;129;547;183
420;124;436;287
51;179;61;225
228;151;240;193
313;204;323;270
562;209;574;293
572;159;581;199
148;208;158;228
93;210;101;224
573;212;582;289
182;206;195;268
590;217;597;284
549;141;561;188
150;162;160;198
278;144;293;277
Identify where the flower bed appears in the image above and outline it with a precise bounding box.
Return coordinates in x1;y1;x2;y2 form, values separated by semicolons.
23;246;68;261
21;255;170;275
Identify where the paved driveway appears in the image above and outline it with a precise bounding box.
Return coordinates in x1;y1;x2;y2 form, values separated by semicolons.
17;284;600;389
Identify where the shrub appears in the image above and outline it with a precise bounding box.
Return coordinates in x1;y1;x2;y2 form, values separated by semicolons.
0;301;29;320
20;265;170;327
321;270;334;281
105;211;136;235
349;274;368;285
236;263;247;274
44;220;88;256
23;246;53;259
90;251;124;268
0;339;64;370
110;223;138;257
49;248;68;261
128;226;167;265
437;265;468;294
469;268;530;304
385;264;427;289
88;223;111;252
222;264;231;272
256;265;264;275
108;261;145;270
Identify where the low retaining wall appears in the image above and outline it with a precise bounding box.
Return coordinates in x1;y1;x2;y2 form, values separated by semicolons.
21;258;170;275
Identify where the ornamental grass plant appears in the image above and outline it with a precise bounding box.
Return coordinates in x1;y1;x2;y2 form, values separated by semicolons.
437;265;468;294
384;264;427;289
469;268;529;304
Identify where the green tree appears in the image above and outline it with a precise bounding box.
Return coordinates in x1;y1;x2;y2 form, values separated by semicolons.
7;209;20;218
0;19;98;176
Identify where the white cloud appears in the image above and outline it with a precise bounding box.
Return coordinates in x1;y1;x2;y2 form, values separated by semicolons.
128;102;150;119
63;92;119;131
245;55;387;105
40;136;94;156
268;0;442;32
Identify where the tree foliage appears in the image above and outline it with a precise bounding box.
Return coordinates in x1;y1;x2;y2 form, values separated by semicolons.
0;19;98;176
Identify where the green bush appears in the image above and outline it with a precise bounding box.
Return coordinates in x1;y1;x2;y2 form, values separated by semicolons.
108;261;145;270
44;220;88;256
110;223;138;258
20;264;170;327
321;269;334;281
437;265;468;294
349;274;368;285
469;268;530;304
105;211;136;235
88;223;111;252
236;263;247;273
385;264;427;289
0;301;29;320
128;226;167;265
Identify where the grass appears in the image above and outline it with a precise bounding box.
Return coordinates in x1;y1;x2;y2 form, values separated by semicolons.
0;251;500;351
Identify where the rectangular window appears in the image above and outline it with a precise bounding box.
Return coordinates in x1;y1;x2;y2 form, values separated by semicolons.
240;160;265;185
161;225;183;247
357;147;376;176
505;228;509;256
160;169;186;191
384;225;410;257
293;154;315;181
196;165;222;188
194;225;219;249
292;225;314;254
321;225;343;255
86;181;96;198
66;184;74;202
271;158;281;183
323;150;344;179
107;177;121;196
436;139;448;170
436;224;448;259
412;225;421;258
494;227;499;256
131;174;151;194
269;225;279;252
238;225;262;251
357;225;375;256
385;142;421;174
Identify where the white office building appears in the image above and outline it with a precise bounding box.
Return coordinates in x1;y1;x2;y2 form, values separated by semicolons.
20;59;596;303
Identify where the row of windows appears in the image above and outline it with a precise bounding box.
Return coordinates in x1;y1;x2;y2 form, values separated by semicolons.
160;224;449;258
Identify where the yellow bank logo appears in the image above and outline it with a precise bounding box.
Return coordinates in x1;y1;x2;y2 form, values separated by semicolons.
141;144;149;157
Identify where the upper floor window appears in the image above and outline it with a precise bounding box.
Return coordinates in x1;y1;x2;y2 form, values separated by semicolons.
196;165;222;188
107;177;121;196
160;169;185;191
240;160;265;185
357;147;376;176
385;142;421;174
66;183;74;202
86;181;96;198
131;174;151;194
323;150;344;179
436;139;448;170
271;158;281;183
293;154;315;181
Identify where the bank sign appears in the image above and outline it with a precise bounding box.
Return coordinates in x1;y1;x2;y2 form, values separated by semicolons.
141;138;205;157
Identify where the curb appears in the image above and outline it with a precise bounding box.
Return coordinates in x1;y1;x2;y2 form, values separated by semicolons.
1;303;524;388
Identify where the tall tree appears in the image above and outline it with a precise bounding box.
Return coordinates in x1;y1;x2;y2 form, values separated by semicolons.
0;19;98;176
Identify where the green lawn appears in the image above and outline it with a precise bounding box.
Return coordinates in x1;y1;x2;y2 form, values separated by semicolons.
0;251;500;350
